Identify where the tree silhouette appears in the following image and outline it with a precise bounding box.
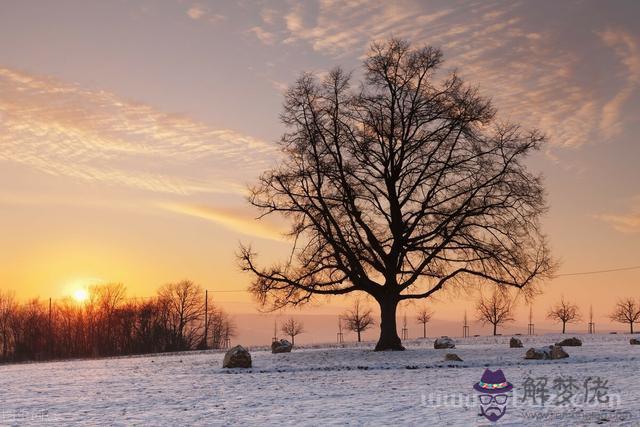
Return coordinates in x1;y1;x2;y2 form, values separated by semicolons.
342;298;375;342
416;305;433;338
610;298;640;334
239;38;554;350
280;317;304;345
547;297;581;333
476;290;515;336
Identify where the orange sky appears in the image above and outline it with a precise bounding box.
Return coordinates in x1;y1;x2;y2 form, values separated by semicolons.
1;1;639;342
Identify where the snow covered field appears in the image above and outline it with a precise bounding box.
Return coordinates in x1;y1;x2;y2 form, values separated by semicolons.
2;333;639;426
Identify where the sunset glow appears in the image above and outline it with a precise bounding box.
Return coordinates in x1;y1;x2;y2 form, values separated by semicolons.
72;288;89;303
0;0;639;345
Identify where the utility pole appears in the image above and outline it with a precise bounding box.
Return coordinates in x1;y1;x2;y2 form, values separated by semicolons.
588;305;595;334
401;312;409;340
462;310;469;338
528;304;535;335
48;297;52;357
336;316;344;344
203;289;208;349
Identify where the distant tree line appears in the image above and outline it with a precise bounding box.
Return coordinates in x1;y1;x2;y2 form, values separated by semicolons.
473;291;640;335
0;280;235;363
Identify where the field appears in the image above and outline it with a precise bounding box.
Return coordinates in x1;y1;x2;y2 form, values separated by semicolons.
2;333;639;426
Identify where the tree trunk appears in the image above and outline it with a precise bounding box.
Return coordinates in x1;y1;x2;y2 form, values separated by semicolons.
374;298;404;351
423;323;426;339
357;330;361;342
291;335;294;345
562;322;566;334
493;323;497;336
631;322;634;334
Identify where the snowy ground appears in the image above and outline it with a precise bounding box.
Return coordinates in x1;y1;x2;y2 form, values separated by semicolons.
1;333;639;426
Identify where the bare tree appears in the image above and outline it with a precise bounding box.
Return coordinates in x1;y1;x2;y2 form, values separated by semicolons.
280;317;304;345
416;305;434;338
203;304;236;349
547;297;581;334
342;298;375;342
610;298;640;334
157;280;204;350
90;283;127;355
476;290;515;336
0;281;236;362
239;38;554;350
0;291;17;360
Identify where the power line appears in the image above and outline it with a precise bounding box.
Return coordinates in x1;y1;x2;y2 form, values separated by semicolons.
557;264;640;277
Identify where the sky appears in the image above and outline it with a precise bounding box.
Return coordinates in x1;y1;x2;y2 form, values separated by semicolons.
1;0;639;344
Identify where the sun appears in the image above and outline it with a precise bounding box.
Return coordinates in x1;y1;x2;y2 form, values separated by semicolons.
73;288;89;303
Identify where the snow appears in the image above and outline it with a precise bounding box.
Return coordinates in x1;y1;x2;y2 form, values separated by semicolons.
1;333;639;426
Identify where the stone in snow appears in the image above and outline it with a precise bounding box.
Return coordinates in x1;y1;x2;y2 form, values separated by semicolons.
510;337;523;348
444;353;463;362
434;336;455;349
271;339;293;353
630;338;640;345
222;345;252;368
525;345;569;360
556;337;582;347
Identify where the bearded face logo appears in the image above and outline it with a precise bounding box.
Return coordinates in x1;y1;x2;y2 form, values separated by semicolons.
473;369;513;422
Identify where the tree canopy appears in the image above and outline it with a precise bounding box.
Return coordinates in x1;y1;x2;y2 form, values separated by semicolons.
240;38;554;350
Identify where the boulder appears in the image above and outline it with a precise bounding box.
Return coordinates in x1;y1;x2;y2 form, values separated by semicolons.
630;338;640;345
556;337;582;347
550;345;570;359
271;339;293;353
434;336;455;349
444;353;463;362
525;345;569;360
510;337;523;348
222;345;252;368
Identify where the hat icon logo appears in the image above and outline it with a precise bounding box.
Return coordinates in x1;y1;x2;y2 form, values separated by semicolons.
473;369;512;422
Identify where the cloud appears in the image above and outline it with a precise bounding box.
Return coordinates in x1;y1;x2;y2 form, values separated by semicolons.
0;67;276;195
186;4;226;23
595;197;640;233
158;202;286;241
595;212;640;233
248;26;276;45
598;29;640;138
187;4;206;20
254;1;638;151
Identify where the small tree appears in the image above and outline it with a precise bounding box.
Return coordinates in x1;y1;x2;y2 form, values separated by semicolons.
416;305;433;338
342;299;375;342
280;317;304;345
547;297;581;333
476;289;515;336
610;298;640;334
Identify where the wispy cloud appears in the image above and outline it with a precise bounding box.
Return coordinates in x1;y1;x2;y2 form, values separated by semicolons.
248;26;276;45
598;29;640;138
158;202;285;241
252;1;639;151
595;211;640;233
186;3;226;23
595;197;640;233
0;67;276;195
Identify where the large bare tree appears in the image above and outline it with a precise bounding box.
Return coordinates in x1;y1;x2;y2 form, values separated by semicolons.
547;297;581;334
239;38;554;350
342;298;375;342
476;290;515;336
610;298;640;334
